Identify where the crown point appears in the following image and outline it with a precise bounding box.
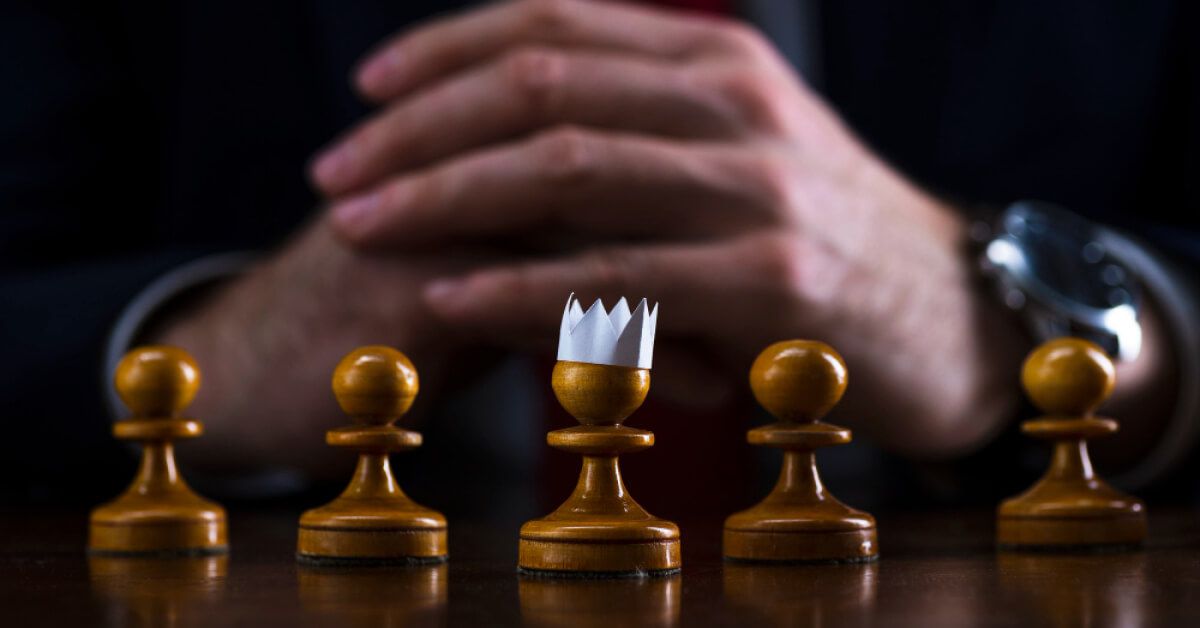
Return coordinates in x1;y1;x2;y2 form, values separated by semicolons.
1022;337;1114;416
750;340;847;422
332;346;419;425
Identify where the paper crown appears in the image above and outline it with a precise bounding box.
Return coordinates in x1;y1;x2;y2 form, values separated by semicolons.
557;293;658;369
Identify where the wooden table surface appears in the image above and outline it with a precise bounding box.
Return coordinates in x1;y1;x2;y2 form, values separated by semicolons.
4;509;1200;626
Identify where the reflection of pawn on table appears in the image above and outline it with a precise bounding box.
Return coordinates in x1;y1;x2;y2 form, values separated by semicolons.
519;294;680;577
519;575;681;627
724;340;878;562
297;346;447;564
90;553;228;624
88;346;228;555
997;338;1147;550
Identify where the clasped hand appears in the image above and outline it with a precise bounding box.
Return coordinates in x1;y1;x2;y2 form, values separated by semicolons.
161;0;1025;472
311;0;1022;455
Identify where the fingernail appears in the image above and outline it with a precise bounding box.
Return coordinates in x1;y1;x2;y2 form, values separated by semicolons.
311;145;352;190
424;278;468;312
331;193;378;234
357;48;403;96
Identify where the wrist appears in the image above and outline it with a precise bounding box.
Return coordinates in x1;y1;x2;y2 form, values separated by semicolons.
804;182;1026;456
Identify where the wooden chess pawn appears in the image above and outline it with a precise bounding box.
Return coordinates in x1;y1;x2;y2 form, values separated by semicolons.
723;340;878;562
517;360;681;577
88;346;228;556
296;346;447;565
997;337;1147;550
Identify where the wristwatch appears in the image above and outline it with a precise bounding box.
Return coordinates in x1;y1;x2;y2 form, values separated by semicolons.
973;200;1143;362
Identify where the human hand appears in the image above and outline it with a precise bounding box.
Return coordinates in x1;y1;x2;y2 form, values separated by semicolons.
311;0;1027;456
149;222;482;473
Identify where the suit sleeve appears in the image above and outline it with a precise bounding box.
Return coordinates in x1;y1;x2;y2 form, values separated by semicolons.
0;2;218;501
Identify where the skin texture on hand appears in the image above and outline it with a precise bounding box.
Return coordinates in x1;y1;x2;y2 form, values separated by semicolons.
306;0;1035;458
151;223;481;474
152;0;1172;474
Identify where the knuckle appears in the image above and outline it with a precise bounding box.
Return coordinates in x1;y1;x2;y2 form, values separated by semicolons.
502;46;568;115
744;153;797;214
581;248;635;294
712;70;792;133
711;20;773;59
751;233;807;296
533;126;599;186
487;265;535;302
521;0;574;32
401;172;440;211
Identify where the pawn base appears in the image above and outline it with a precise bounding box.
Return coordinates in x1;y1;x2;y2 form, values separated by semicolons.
723;445;878;563
723;505;878;563
723;527;878;563
997;434;1147;551
518;519;681;577
518;565;681;579
89;501;227;556
996;512;1146;550
297;504;447;563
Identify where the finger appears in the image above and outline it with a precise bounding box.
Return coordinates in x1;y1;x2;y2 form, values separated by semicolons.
420;234;810;344
327;127;785;248
355;0;769;103
313;47;760;197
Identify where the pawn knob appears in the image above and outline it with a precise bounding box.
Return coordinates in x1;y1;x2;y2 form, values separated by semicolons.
1021;337;1115;416
332;346;419;425
114;346;201;418
552;361;650;426
750;340;848;422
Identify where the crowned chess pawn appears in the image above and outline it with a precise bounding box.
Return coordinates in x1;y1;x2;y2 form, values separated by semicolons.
997;338;1147;550
518;294;680;577
296;346;447;564
723;340;878;562
88;346;228;555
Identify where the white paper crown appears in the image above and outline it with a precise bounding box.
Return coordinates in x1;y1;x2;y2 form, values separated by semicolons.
557;293;658;369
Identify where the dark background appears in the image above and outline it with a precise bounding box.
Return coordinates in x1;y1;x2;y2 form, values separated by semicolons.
1;0;1196;512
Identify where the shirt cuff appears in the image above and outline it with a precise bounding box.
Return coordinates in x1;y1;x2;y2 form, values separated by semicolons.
100;252;313;498
102;251;256;417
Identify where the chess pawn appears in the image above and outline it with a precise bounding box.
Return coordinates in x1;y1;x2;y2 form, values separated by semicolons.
723;340;878;562
297;346;447;564
997;337;1147;549
88;346;228;555
518;360;681;576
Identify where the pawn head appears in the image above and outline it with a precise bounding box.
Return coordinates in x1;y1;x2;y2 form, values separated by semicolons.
1022;337;1115;416
552;361;649;426
750;340;848;422
114;346;201;418
332;346;419;425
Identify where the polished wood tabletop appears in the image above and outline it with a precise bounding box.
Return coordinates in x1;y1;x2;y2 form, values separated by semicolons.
4;508;1200;626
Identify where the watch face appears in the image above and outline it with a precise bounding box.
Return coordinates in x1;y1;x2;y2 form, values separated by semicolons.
993;201;1136;311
